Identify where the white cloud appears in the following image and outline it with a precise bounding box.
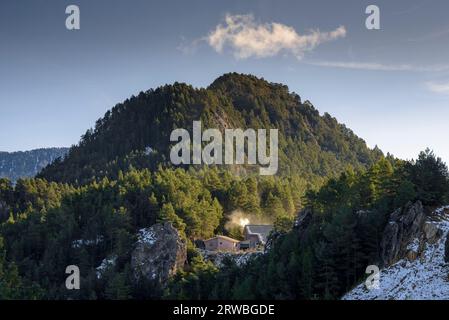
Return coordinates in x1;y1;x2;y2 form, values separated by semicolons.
426;81;449;94
207;14;346;60
306;60;449;72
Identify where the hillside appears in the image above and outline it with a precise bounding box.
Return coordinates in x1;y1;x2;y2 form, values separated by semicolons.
164;151;449;300
38;73;383;185
0;148;68;182
1;75;448;300
343;206;449;300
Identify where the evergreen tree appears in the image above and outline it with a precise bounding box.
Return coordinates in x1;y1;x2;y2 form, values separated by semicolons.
408;149;449;205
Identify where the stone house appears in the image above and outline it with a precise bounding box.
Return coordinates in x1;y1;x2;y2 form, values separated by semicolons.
243;224;274;249
204;235;240;252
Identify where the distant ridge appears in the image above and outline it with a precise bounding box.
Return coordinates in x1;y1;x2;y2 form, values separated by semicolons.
0;147;69;182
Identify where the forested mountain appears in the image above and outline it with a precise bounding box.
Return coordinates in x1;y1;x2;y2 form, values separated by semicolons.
1;73;447;300
0;148;68;182
39;73;382;185
166;150;449;300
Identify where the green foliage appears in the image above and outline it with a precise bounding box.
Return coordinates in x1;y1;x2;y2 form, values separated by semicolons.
0;164;308;299
167;255;219;300
39;73;382;185
0;236;43;299
407;149;449;206
2;73;447;301
167;152;449;300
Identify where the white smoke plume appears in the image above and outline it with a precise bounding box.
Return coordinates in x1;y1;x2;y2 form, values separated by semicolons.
225;209;273;231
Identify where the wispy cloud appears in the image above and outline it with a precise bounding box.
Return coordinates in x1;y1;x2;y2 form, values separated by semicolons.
206;14;346;60
426;81;449;94
306;60;449;72
177;36;202;55
407;25;449;42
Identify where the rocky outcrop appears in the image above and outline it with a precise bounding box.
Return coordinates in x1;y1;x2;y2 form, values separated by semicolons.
131;222;186;286
380;201;427;266
294;207;313;236
264;234;277;252
264;207;313;252
343;205;449;300
444;232;449;263
423;222;442;244
96;256;117;279
198;250;261;268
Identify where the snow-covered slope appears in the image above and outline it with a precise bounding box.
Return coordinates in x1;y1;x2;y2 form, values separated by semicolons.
343;206;449;300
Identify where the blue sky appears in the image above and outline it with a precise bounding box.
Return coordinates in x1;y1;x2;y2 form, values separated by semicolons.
1;0;449;163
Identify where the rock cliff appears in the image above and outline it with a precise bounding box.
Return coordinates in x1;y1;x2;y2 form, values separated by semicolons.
343;205;449;300
131;222;186;286
380;201;426;266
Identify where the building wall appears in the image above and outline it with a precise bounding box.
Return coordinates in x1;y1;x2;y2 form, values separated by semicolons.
205;238;219;251
204;237;237;251
243;228;250;240
247;234;261;248
244;225;273;249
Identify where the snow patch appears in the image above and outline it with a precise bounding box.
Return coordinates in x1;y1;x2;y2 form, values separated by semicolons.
343;206;449;300
406;238;420;252
144;147;154;156
138;228;157;246
72;236;104;248
96;256;117;279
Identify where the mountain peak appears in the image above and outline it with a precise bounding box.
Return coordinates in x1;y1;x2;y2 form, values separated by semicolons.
38;74;382;184
210;72;291;96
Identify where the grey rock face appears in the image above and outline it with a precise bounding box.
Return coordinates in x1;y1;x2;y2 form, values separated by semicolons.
380;220;401;266
423;222;442;243
355;209;373;219
343;206;449;300
131;222;186;286
198;249;261;268
444;232;449;263
380;201;426;266
294;207;313;235
265;207;313;252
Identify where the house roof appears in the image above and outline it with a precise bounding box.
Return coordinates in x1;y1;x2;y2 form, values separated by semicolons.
244;224;274;243
204;235;240;243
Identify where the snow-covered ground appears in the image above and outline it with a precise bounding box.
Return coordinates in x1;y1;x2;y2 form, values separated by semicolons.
96;256;117;279
138;228;157;245
343;206;449;300
198;249;262;268
71;236;104;248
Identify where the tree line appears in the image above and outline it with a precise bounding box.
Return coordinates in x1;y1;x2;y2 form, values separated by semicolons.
167;149;449;299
